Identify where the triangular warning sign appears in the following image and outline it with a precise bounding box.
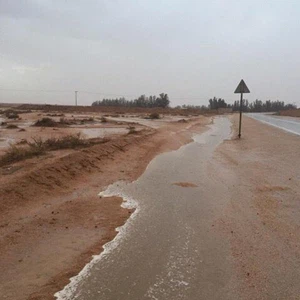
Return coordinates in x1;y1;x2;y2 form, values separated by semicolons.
234;79;250;94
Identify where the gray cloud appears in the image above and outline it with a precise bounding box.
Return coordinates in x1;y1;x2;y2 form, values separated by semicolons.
0;0;299;106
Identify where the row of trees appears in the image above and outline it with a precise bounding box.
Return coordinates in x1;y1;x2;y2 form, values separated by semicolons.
208;97;228;109
91;93;296;112
231;99;296;112
91;93;170;108
175;97;227;110
206;97;296;112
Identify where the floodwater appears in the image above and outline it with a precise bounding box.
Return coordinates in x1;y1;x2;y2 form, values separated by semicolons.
248;113;300;136
0;116;15;148
0;119;33;149
0;137;15;148
81;127;128;138
56;117;237;300
107;116;189;128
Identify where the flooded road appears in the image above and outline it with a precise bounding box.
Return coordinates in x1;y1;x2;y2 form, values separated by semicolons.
56;117;237;300
248;113;300;136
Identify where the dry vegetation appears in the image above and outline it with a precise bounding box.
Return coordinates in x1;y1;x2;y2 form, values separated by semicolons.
33;116;96;127
33;117;63;127
1;108;32;119
16;103;211;116
6;124;19;129
0;134;109;167
127;126;137;134
148;112;160;119
280;109;300;117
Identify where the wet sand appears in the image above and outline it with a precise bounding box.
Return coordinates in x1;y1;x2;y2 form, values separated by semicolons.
0;114;209;300
56;117;233;300
2;112;300;299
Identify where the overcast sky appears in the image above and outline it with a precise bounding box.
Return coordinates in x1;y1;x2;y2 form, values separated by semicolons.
0;0;300;107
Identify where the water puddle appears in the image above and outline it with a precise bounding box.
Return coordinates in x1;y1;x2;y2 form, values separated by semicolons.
0;137;15;148
107;115;188;129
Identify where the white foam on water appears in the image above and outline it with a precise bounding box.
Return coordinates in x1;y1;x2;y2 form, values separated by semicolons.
54;181;139;300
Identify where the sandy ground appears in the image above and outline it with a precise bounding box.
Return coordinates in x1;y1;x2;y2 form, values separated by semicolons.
0;109;210;300
2;109;300;299
53;114;300;300
214;115;300;299
280;109;300;117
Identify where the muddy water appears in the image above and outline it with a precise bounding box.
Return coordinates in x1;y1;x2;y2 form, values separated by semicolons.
81;127;128;138
56;117;238;300
0;137;15;148
0;116;15;148
107;116;188;128
0;117;32;148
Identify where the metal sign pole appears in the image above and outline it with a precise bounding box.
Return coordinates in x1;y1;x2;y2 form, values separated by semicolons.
238;92;243;138
234;79;250;139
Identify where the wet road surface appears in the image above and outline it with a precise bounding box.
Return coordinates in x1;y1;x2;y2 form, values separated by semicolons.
248;113;300;136
56;117;239;300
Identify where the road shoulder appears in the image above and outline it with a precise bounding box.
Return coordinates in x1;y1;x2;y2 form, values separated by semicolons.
214;115;300;299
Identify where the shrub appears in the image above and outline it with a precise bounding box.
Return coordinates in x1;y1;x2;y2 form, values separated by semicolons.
17;139;28;144
59;117;68;124
0;144;45;167
40;134;87;150
178;119;188;123
5;111;20;119
46;113;64;117
34;117;58;127
6;124;18;129
149;113;160;119
80;117;94;124
0;134;109;167
127;126;137;134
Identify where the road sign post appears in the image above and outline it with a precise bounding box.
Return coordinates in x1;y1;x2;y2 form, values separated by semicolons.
238;92;243;138
234;79;250;138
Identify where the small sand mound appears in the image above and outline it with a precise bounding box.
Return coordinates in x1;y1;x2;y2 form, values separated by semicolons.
173;182;198;188
257;185;288;192
178;119;188;123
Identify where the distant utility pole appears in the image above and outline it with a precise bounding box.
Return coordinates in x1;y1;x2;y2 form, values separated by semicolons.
234;79;250;138
75;91;78;106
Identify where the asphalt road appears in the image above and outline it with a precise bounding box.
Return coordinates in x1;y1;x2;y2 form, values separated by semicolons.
247;113;300;136
55;117;238;300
